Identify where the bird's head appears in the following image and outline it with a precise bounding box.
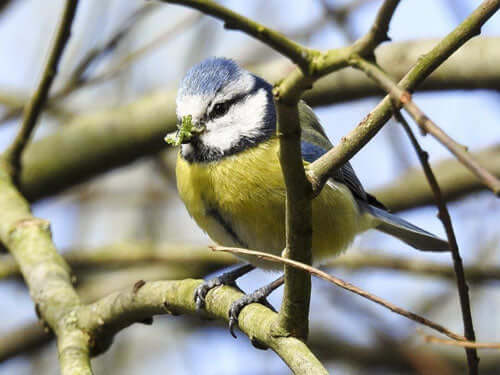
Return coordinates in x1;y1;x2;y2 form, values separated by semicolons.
174;57;276;162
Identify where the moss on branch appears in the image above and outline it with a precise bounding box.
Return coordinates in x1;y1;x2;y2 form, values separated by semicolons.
76;279;328;374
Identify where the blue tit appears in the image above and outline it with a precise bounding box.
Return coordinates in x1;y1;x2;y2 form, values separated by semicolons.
170;57;448;334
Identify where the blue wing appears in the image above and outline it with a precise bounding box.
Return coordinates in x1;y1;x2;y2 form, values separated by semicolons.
301;140;327;163
298;101;372;204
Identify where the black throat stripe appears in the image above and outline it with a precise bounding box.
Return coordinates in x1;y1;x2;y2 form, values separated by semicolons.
206;207;248;249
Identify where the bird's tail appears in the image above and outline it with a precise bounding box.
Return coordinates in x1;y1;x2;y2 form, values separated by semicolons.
363;204;449;252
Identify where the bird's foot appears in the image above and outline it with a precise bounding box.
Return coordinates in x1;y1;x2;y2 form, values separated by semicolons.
194;264;255;310
228;276;284;338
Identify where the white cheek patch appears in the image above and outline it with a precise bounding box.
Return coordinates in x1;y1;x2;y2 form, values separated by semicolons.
199;88;269;153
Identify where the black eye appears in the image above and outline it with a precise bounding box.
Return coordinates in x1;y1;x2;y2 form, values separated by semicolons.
210;101;231;119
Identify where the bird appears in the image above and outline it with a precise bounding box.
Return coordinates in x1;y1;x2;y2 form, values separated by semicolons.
169;57;449;336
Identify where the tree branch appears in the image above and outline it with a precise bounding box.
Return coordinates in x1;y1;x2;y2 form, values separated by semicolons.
13;39;500;203
76;279;328;374
213;246;466;341
0;164;91;374
349;56;500;195
0;3;96;374
3;0;79;185
395;111;479;374
0;254;237;363
424;334;500;349
302;37;500;105
327;252;500;283
306;0;500;194
277;0;400;340
0;9;199;126
162;0;314;71
0;242;236;280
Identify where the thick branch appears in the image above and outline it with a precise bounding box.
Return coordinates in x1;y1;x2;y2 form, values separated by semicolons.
0;255;236;363
0;162;91;374
274;0;400;340
76;279;328;375
0;242;236;280
20;91;177;201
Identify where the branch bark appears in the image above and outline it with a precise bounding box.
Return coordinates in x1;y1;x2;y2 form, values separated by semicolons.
349;56;500;195
0;163;91;374
306;0;500;194
395;111;479;373
3;0;79;185
213;246;465;341
76;279;328;375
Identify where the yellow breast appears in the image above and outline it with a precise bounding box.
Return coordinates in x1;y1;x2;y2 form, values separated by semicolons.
176;137;369;267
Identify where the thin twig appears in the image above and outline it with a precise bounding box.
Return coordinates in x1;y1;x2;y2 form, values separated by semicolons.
162;0;315;71
307;0;500;194
3;1;79;184
394;111;479;374
52;4;159;100
326;252;500;283
350;56;500;196
423;334;500;349
212;246;466;342
0;4;179;123
82;13;201;87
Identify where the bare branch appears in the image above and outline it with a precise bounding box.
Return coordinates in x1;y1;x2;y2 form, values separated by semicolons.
161;0;314;71
307;0;500;194
0;5;194;125
3;0;79;185
76;279;328;375
395;111;479;374
213;246;466;342
350;56;500;195
424;334;500;349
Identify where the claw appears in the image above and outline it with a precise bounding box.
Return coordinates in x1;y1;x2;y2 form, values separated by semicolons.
193;283;210;310
192;264;255;311
226;276;284;337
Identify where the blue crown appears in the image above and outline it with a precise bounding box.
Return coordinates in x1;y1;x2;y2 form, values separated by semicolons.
178;57;242;97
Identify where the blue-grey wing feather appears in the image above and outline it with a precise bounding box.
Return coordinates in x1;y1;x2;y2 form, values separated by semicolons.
298;101;368;202
298;101;449;251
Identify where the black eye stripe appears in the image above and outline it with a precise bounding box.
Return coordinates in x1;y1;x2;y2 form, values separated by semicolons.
208;94;247;120
210;101;231;119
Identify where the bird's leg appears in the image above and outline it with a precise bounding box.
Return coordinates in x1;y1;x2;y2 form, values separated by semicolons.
228;275;284;338
194;264;255;310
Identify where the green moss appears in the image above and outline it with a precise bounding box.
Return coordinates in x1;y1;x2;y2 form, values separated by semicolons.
164;115;205;146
